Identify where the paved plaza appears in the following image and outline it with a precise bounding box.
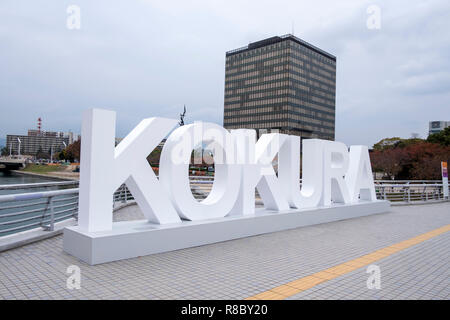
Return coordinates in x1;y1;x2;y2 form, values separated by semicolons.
0;202;449;300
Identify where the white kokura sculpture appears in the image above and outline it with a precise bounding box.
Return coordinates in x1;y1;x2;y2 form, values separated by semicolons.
64;109;388;265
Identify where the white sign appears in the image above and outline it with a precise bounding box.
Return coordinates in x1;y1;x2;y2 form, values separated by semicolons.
77;109;377;232
64;109;388;265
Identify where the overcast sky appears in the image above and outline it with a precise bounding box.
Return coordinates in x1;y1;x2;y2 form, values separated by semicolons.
0;0;449;147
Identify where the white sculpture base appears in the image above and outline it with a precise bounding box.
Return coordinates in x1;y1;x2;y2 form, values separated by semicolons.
64;200;390;265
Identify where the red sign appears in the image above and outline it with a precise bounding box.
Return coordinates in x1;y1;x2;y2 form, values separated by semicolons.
442;162;448;178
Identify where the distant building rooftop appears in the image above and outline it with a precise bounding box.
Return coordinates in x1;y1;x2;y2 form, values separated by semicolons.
226;34;336;61
429;121;450;135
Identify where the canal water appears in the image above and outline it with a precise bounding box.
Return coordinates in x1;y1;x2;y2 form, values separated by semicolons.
0;172;77;237
0;171;66;195
0;171;58;185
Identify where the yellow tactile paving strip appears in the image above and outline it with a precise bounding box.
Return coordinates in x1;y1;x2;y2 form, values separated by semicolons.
245;224;450;300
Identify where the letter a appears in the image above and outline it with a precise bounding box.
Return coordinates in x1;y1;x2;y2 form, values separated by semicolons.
346;145;377;202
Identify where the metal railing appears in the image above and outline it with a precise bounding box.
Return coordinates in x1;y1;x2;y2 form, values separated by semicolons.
375;183;447;203
0;181;78;191
0;183;134;237
0;188;79;237
113;184;134;205
374;180;441;184
189;178;449;203
0;178;448;238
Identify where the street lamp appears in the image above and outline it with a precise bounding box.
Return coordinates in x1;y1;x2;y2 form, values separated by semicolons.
62;141;67;162
51;141;67;163
17;138;21;157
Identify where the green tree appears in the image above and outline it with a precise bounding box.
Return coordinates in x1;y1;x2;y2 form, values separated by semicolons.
373;137;426;151
36;146;50;159
427;127;450;146
373;137;402;151
61;140;81;162
146;148;161;167
1;146;9;156
57;149;67;161
395;137;424;148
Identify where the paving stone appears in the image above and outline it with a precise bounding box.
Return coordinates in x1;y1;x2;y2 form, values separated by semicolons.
0;202;449;299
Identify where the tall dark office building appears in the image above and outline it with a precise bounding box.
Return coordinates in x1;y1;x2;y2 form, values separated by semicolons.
223;34;336;140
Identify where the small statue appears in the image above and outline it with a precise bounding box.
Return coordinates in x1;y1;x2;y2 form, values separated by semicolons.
179;105;186;126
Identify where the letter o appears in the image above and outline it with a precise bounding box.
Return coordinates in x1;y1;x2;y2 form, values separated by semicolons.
159;122;241;220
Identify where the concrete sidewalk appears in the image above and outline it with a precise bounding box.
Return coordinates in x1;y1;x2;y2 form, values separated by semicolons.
0;202;449;300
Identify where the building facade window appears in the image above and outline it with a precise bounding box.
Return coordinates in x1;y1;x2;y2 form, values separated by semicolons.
223;34;336;141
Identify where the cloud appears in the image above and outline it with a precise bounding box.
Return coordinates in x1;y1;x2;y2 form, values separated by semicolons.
0;0;449;147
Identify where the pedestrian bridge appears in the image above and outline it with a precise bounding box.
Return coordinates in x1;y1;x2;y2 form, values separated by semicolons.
0;157;26;172
0;178;448;239
0;178;448;299
0;200;448;299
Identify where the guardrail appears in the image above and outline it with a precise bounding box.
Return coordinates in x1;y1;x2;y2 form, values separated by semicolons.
0;179;448;238
375;183;447;203
113;184;134;205
189;179;449;203
374;180;441;184
0;181;78;191
0;188;79;237
0;184;134;237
